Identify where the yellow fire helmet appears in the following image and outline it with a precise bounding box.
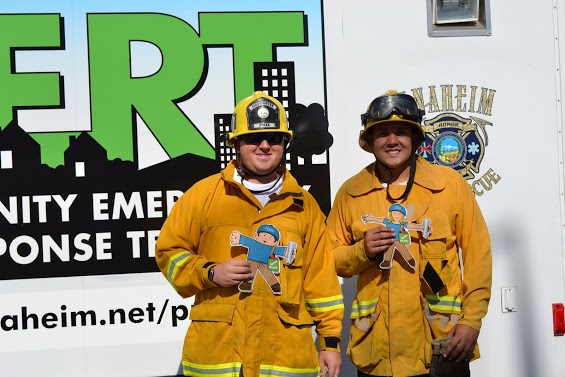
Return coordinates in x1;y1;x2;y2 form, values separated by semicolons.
225;91;294;147
358;90;425;153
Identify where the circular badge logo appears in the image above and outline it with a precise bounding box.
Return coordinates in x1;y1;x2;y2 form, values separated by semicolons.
432;131;466;167
257;106;270;119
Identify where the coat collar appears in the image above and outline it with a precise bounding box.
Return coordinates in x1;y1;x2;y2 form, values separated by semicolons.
221;161;304;209
344;156;447;197
221;160;302;191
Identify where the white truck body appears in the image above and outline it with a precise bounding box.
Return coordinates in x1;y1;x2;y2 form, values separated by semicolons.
0;1;563;376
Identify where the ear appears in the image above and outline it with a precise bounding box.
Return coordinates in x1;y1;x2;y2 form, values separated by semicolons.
365;129;373;145
411;133;418;143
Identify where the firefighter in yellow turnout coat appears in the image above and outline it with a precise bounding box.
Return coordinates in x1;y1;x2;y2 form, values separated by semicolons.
327;91;492;376
156;92;344;377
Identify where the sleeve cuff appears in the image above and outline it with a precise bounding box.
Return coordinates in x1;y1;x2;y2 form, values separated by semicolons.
319;336;340;352
203;262;218;288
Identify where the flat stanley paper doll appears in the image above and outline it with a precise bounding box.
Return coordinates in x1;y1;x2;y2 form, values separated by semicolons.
230;224;296;294
361;203;432;270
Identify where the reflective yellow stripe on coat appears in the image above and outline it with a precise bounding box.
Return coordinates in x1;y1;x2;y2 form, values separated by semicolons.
425;295;462;313
166;251;193;286
350;297;379;319
259;364;319;377
305;295;344;313
183;361;241;376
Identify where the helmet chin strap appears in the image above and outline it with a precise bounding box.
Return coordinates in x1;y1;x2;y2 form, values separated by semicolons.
373;145;419;202
235;140;292;181
236;153;284;195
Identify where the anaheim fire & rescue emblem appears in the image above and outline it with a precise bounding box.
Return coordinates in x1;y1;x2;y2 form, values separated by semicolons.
411;84;501;195
418;112;491;180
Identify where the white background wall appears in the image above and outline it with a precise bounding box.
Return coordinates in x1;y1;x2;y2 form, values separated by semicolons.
323;1;565;376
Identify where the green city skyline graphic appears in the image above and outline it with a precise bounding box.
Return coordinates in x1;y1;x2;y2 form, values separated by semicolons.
0;11;308;167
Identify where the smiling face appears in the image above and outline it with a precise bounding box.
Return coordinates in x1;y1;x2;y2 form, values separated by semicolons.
367;121;415;170
236;135;285;184
366;121;420;184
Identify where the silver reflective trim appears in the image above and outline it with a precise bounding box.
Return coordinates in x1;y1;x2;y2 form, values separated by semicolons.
167;252;191;284
259;367;318;377
305;297;344;311
183;363;241;376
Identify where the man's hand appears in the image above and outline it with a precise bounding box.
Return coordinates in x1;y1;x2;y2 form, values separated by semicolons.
364;226;395;260
319;350;341;377
212;260;253;287
444;324;479;362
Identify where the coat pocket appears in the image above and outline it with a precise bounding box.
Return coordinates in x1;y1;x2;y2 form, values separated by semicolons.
419;212;456;294
419;211;452;259
280;249;304;305
184;304;236;363
189;303;236;323
275;302;318;368
276;302;314;327
347;285;384;369
348;312;385;369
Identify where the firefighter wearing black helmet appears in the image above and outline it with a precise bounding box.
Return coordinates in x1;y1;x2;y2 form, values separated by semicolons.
327;90;492;376
156;91;344;377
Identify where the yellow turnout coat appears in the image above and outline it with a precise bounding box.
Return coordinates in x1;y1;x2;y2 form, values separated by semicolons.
327;157;491;376
156;161;344;377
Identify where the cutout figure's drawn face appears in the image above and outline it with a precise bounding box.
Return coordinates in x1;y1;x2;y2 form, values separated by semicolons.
368;121;415;169
391;210;404;223
257;232;277;246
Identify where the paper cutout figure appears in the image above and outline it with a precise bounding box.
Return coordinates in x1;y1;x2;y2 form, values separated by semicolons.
230;224;296;294
361;203;432;270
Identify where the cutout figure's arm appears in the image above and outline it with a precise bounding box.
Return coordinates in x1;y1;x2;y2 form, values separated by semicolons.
405;223;424;231
361;212;386;225
284;242;297;264
405;219;432;238
229;230;241;246
230;231;256;247
273;245;288;258
272;243;297;264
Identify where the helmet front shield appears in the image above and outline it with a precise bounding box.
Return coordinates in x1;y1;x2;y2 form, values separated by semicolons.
225;91;293;147
246;98;280;130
